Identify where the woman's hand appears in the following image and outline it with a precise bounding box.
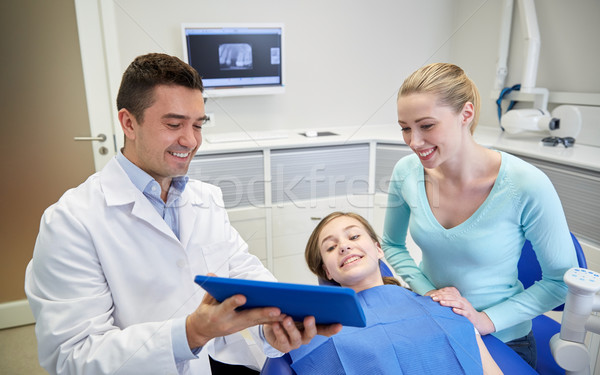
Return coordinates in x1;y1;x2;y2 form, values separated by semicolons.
426;287;496;335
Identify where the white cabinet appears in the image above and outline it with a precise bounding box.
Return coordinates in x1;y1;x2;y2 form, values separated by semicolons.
227;207;268;265
270;144;370;205
269;144;371;284
372;144;422;267
188;151;265;209
188;139;600;288
188;143;375;284
371;142;412;233
270;195;372;284
189;151;268;264
187;142;419;284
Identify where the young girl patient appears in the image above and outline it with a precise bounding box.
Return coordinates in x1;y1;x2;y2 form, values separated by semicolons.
288;211;502;374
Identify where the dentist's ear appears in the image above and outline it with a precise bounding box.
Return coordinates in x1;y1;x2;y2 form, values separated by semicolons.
119;108;137;141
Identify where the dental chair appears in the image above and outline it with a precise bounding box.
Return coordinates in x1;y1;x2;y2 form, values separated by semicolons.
260;262;537;374
517;233;589;374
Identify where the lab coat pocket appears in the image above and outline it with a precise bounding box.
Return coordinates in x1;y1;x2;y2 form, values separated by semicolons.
198;239;236;277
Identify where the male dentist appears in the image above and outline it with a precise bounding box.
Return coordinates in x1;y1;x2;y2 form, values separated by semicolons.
25;53;340;375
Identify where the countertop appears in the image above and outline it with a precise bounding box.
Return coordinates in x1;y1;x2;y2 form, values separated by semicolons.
198;124;600;173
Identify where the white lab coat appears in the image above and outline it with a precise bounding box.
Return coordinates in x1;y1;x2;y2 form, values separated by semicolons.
25;157;277;374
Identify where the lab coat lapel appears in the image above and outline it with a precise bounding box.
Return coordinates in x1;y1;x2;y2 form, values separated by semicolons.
100;158;179;242
130;199;177;241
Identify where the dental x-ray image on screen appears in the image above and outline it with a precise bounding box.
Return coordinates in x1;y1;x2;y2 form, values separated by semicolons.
219;43;253;70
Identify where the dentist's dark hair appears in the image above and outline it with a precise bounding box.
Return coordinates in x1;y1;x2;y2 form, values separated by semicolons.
117;53;204;123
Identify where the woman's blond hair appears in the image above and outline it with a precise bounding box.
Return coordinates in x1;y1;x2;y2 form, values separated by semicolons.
398;63;481;134
305;212;401;287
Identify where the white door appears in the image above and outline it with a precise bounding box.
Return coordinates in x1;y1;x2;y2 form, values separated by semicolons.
74;0;123;170
0;0;100;329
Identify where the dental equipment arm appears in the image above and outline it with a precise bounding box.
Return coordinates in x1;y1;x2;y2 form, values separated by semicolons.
550;268;600;375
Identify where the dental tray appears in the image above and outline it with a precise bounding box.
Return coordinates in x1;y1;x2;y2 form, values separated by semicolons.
194;275;366;327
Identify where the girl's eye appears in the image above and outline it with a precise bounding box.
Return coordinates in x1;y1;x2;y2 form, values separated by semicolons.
400;127;411;132
421;124;434;130
350;234;359;240
323;243;336;252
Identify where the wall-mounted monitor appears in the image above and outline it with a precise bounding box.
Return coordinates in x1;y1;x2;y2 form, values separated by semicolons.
182;23;285;98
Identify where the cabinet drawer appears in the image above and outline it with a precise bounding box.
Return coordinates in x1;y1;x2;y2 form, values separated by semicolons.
271;196;371;238
189;151;265;208
375;143;412;193
271;196;371;258
271;144;369;205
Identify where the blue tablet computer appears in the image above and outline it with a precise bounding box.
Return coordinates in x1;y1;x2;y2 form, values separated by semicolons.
194;275;367;327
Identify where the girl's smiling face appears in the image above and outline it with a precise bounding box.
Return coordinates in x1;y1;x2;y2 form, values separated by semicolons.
318;216;385;292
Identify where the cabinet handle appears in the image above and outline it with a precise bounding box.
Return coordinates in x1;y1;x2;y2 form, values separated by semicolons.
310;217;322;221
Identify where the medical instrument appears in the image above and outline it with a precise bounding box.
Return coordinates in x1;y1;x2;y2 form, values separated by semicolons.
500;108;559;135
550;268;600;375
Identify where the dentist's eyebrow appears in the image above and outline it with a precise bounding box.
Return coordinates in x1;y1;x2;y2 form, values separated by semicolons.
162;113;189;120
161;113;208;122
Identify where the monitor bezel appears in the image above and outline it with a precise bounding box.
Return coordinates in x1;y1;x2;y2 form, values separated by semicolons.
181;22;285;98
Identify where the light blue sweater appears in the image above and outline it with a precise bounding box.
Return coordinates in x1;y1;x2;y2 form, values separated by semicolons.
382;151;578;342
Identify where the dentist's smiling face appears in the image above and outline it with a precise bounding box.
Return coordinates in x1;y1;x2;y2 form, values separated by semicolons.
121;84;206;190
319;216;385;292
397;92;465;169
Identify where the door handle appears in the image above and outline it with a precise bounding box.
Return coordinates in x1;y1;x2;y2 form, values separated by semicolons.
74;134;107;142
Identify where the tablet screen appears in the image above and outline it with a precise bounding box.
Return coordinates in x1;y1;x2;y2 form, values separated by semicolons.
194;275;366;327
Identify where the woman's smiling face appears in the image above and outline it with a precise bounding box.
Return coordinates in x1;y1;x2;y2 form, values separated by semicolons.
318;216;385;292
397;92;471;169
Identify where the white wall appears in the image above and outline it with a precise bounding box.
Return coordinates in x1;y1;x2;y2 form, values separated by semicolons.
449;0;600;129
107;0;455;134
91;0;600;137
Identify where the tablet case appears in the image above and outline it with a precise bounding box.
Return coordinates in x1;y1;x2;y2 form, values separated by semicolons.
194;275;367;327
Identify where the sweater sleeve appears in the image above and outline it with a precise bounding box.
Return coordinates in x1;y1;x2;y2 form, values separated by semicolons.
382;157;437;295
483;158;579;333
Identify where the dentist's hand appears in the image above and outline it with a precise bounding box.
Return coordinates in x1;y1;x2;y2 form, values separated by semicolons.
263;316;342;353
186;288;284;349
427;287;496;335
